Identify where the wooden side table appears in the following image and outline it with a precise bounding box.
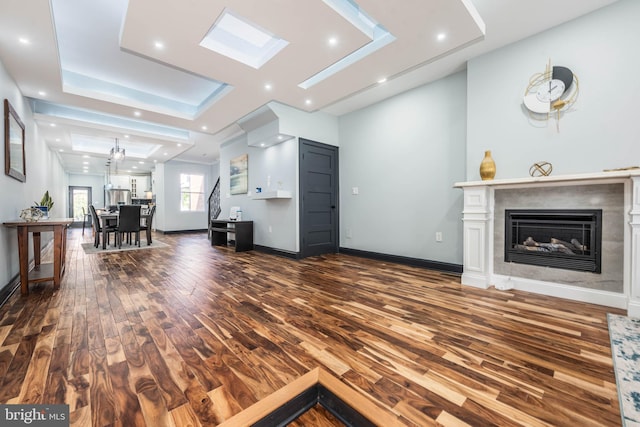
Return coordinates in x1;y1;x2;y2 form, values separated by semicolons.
3;218;73;296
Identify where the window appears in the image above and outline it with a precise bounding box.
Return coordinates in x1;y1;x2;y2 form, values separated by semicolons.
180;174;205;211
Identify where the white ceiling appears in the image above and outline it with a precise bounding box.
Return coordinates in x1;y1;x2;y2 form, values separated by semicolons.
0;0;619;176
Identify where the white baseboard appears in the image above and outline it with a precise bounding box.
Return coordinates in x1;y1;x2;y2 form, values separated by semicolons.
491;274;628;310
627;300;640;318
461;273;490;289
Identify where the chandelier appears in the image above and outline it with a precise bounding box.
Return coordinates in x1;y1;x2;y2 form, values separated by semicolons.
110;138;125;161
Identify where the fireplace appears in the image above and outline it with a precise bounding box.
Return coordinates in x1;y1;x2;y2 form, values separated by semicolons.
505;209;602;273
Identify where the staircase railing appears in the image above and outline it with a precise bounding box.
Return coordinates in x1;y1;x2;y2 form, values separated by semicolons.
208;177;221;240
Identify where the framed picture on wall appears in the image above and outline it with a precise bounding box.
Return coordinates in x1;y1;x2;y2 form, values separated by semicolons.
230;154;248;195
4;99;26;182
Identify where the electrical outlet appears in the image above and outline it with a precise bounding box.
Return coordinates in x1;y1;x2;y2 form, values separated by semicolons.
346;227;352;238
435;232;443;242
268;225;272;233
352;187;359;195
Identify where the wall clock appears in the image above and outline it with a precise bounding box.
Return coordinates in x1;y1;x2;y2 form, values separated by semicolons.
523;60;579;130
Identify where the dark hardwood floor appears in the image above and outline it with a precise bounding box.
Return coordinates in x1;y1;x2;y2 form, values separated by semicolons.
0;228;625;426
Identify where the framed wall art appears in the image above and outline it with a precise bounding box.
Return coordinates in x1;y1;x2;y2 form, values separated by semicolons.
4;99;26;182
230;154;248;195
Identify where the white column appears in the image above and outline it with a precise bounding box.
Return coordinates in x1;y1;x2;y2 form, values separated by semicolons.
460;185;493;288
627;176;640;318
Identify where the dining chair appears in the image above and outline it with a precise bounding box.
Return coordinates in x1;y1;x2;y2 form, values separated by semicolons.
139;205;156;245
81;206;91;235
89;205;116;248
117;205;141;248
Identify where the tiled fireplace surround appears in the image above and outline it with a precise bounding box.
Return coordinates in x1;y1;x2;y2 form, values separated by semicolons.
455;171;640;317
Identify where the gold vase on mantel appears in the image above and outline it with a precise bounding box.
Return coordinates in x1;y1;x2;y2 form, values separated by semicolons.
479;150;496;180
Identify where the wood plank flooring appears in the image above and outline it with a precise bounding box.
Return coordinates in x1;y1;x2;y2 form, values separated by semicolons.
0;228;625;426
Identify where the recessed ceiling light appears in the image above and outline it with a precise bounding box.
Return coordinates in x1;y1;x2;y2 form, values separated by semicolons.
133;111;141;117
305;99;312;106
328;37;338;46
163;152;168;156
124;134;130;138
38;91;46;97
83;155;90;158
58;149;64;152
437;33;446;41
377;77;387;84
277;135;283;140
18;37;30;45
154;41;164;49
138;161;145;164
264;83;272;91
50;123;56;127
154;160;157;163
83;170;88;173
201;125;207;131
132;166;138;169
55;138;60;142
177;143;182;147
260;143;265;147
83;161;89;165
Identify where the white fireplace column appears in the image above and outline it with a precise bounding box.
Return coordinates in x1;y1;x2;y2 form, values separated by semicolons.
460;185;493;288
628;176;640;318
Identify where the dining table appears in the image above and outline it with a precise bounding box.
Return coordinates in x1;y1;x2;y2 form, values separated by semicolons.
98;210;151;250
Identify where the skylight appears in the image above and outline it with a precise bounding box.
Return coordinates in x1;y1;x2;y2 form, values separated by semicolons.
298;0;396;90
200;9;289;69
51;0;230;120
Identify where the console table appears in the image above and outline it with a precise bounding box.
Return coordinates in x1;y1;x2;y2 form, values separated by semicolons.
3;218;73;296
210;219;253;252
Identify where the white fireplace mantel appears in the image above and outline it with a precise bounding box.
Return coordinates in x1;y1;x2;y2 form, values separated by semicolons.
454;170;640;317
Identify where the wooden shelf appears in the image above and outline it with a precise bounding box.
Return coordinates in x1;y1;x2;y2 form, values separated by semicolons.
210;219;253;252
252;190;292;200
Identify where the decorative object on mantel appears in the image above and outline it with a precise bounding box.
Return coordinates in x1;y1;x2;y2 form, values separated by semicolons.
19;207;44;222
523;59;579;132
604;166;640;172
479;150;496;180
529;161;553;177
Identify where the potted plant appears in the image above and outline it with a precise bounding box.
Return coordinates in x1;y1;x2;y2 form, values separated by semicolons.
34;191;54;218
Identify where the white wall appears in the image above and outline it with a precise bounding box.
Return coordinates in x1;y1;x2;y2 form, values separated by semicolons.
219;136;298;252
466;0;640;180
0;59;67;292
156;160;217;232
68;173;106;209
219;104;339;253
338;71;467;265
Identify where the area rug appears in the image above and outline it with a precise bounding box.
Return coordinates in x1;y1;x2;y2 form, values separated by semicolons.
608;313;640;426
81;240;169;254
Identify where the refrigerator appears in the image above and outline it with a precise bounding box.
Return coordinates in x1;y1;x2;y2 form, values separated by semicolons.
105;188;131;209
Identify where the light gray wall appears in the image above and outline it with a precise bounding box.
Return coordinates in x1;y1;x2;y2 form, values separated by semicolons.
68;173;106;209
0;59;67;293
219;104;339;253
338;71;467;264
220;136;298;252
466;0;640;180
156;160;217;232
